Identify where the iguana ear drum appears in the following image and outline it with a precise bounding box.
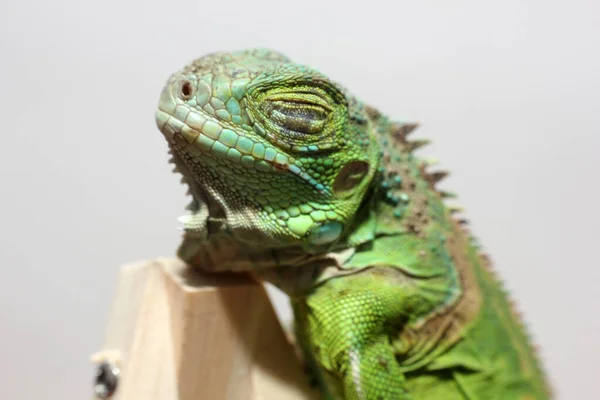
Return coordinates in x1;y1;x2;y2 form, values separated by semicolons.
333;160;370;198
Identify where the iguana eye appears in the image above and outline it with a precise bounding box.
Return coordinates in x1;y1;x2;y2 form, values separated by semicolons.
264;101;328;134
262;92;332;135
247;82;346;147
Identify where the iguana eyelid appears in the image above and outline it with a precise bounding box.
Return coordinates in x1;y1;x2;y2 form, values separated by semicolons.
264;92;333;111
269;107;327;135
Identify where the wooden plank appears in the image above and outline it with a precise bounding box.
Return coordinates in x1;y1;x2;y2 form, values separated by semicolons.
91;258;316;400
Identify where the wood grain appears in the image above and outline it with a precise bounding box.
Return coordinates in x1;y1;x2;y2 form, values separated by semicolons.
91;258;317;400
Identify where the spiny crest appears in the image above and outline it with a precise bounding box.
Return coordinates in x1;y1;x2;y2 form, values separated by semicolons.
167;148;196;209
448;205;464;214
426;171;449;185
460;243;552;395
390;122;476;231
388;120;452;192
422;156;439;167
389;120;419;143
439;191;457;199
388;120;465;217
406;138;431;152
478;251;553;397
385;115;552;394
373;117;470;227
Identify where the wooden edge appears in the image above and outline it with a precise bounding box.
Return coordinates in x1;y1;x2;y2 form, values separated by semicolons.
91;258;317;400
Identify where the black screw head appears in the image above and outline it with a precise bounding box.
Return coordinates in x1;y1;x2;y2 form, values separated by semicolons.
94;362;119;398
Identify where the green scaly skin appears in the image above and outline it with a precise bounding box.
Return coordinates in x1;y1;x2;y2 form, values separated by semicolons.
155;49;551;399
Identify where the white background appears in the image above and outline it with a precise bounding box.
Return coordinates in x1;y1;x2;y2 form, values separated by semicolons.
1;0;598;398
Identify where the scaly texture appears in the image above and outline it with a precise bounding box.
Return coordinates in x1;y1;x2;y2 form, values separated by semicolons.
155;49;551;399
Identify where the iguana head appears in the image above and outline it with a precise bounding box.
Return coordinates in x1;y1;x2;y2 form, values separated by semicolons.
156;49;380;256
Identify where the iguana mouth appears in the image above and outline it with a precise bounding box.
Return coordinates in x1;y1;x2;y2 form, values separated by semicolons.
155;107;290;173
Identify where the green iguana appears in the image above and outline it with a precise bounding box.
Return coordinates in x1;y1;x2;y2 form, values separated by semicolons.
155;49;550;399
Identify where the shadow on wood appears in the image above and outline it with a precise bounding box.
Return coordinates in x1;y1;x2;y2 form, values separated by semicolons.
91;258;318;400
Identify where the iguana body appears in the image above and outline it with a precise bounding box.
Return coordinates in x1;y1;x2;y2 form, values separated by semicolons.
155;49;550;399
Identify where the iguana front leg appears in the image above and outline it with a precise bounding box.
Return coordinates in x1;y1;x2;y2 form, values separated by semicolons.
294;270;413;400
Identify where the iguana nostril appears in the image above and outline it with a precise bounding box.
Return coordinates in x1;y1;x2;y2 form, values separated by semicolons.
179;80;194;100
